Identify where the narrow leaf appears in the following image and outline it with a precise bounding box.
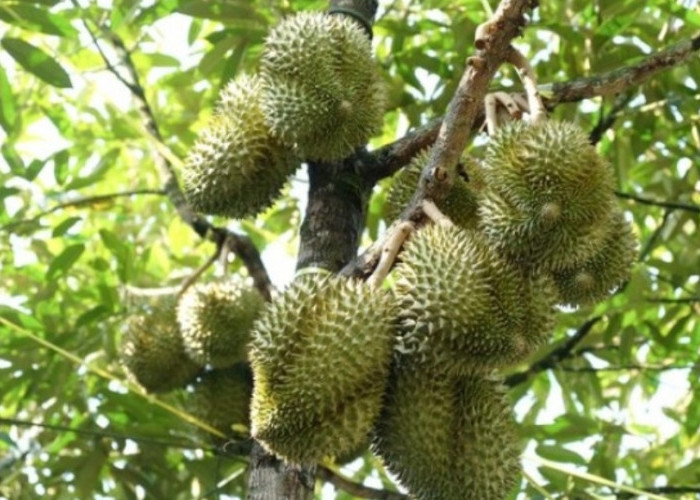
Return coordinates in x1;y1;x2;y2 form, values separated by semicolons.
1;37;72;88
0;66;17;133
47;244;85;279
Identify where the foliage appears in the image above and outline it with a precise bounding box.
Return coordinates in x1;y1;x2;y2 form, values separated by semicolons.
1;0;699;499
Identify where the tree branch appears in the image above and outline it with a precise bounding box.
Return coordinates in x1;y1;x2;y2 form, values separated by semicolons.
505;316;603;387
616;485;700;499
317;466;409;500
344;0;535;279
77;15;273;300
544;33;700;104
615;191;700;215
1;188;166;232
362;33;700;184
557;363;693;373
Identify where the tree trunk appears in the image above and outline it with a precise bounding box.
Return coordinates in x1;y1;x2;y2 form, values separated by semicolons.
246;2;378;498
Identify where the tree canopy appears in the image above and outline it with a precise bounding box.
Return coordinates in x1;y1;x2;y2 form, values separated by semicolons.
1;0;699;499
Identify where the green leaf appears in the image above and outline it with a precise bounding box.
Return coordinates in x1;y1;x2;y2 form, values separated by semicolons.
0;66;18;134
47;244;85;280
53;149;69;185
1;37;72;88
65;148;120;190
536;444;587;466
52;216;82;237
1;142;25;173
0;4;78;37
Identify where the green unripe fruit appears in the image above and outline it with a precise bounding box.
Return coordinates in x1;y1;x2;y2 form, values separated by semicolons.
188;363;253;440
394;225;556;374
479;120;615;272
373;364;521;500
176;278;265;368
551;210;638;307
260;12;385;161
182;74;298;218
249;276;395;464
121;300;201;393
385;149;485;228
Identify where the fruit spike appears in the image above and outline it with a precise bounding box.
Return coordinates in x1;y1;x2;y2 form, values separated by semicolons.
552;209;638;307
188;363;253;441
394;224;556;375
384;149;485;229
373;363;521;500
260;12;385;161
176;278;265;369
182;74;297;218
249;275;395;464
479;120;616;272
121;299;201;393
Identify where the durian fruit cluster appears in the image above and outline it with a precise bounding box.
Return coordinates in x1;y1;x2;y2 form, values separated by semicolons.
372;119;638;499
249;275;395;464
119;278;264;440
181;11;385;219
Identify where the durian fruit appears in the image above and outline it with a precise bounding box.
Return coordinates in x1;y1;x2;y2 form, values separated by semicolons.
384;149;486;228
260;12;385;161
479;120;615;272
551;209;638;307
176;278;265;368
188;363;253;439
373;363;521;500
394;224;556;375
121;299;202;393
182;74;298;218
249;275;395;464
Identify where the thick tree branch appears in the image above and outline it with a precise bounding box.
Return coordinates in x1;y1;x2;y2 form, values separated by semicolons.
362;33;700;184
344;0;535;279
1;188;166;232
317;466;409;500
505;316;602;387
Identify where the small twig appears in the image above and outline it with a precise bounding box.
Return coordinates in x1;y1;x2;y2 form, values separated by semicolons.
557;363;694;373
421;200;454;228
177;241;225;299
615;191;700;214
1;189;166;232
506;46;546;122
616;485;700;499
366;221;414;289
645;296;700;304
316;466;409;500
505;316;603;387
0;417;203;451
124;285;182;297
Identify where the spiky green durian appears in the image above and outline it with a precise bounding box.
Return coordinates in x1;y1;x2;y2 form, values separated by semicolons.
384;149;485;228
260;12;385;161
121;300;202;393
182;74;298;218
394;224;556;375
479;120;616;272
373;364;521;500
551;210;638;307
176;278;265;368
249;275;395;464
188;363;253;439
